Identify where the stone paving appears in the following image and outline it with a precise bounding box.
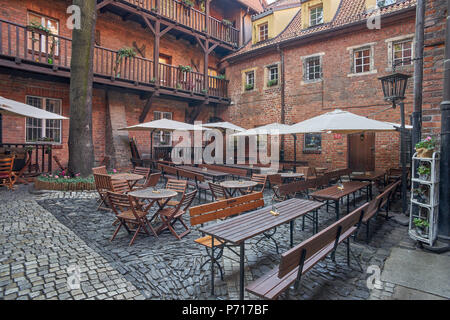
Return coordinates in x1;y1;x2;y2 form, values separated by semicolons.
0;181;443;300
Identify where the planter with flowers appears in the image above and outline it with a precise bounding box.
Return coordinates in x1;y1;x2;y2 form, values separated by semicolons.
34;170;96;191
415;136;436;158
417;164;431;181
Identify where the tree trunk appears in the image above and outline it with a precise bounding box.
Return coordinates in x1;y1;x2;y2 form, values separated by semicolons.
68;0;97;177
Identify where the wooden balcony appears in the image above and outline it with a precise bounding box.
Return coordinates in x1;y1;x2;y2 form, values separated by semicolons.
114;0;240;47
0;19;230;103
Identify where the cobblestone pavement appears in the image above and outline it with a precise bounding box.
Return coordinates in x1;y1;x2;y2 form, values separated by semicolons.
0;182;433;300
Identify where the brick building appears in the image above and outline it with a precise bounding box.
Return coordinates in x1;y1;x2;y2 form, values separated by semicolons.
0;0;266;169
222;0;419;171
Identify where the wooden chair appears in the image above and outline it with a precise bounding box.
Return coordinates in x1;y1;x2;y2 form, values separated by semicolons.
14;152;32;185
132;166;151;189
156;190;197;240
107;191;157;246
268;174;284;202
242;174;267;195
92;165;108;175
162;179;188;207
209;182;228;201
93;173;112;210
135;172;161;189
0;156;16;190
110;179;131;194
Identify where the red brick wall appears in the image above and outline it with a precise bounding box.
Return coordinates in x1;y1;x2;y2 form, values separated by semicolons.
223;16;417;171
422;0;447;138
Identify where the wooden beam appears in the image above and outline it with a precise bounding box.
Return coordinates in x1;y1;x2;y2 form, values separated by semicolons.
139;92;155;123
96;0;114;11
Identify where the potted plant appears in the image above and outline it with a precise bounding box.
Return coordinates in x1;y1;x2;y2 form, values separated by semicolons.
181;0;194;8
267;79;278;87
222;19;233;27
417;164;431;181
114;47;137;77
415;136;436;158
413;218;430;238
245;83;254;91
178;65;192;73
413;186;429;204
27;21;51;35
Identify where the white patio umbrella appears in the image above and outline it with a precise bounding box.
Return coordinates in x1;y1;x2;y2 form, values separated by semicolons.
385;122;413;130
231;122;293;136
0;96;68;120
288;109;397;134
202;121;246;132
118;119;207;160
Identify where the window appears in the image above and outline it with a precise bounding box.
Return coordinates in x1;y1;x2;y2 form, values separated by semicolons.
267;65;278;87
153;111;172;146
393;39;413;67
208;68;218;89
27;12;59;55
354;47;372;73
259;23;268;42
310;5;323;27
377;0;397;8
304;133;322;152
245;71;255;90
26;96;62;143
305;56;322;81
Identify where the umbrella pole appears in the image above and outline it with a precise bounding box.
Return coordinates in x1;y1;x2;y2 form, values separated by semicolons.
292;134;297;165
150;130;154;161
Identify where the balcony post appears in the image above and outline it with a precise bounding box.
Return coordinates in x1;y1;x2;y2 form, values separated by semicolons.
156;0;160;14
205;0;210;34
153;20;161;86
204;40;209;94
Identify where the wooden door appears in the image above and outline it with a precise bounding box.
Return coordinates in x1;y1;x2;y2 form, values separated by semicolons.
348;132;375;172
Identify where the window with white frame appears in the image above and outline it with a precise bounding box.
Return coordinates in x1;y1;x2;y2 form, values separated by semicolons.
153;111;172;146
26;96;62;143
393;39;413;67
245;70;255;90
310;5;324;27
267;65;279;87
258;23;268;42
27;12;59;55
353;47;372;73
304;56;322;81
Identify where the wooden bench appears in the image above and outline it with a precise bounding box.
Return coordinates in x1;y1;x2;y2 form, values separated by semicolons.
177;168;209;200
190;192;265;279
362;180;401;242
199;164;248;179
246;202;368;300
158;163;179;180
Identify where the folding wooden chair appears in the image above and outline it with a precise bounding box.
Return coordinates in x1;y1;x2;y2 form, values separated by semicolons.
110;179;131;194
93;173;112;210
160;179;188;207
132;167;152;189
92;165;108;175
268;174;284;201
242;174;267;195
134;172;161;190
14;152;32;185
53;155;66;171
0;156;16;190
157;190;197;240
107;191;157;246
209;182;228;201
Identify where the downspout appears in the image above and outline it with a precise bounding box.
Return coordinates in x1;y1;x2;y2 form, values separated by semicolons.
242;7;250;46
438;0;450;241
277;44;286;161
412;0;425;149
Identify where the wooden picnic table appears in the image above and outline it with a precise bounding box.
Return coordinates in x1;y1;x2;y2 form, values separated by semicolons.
177;165;229;182
315;167;328;175
128;188;178;226
280;172;304;181
350;171;386;198
220;164;259;175
220;180;258;197
310;181;370;221
199;198;325;300
111;173;144;189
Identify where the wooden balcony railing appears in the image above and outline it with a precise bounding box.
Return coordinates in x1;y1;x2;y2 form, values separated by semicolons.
0;143;54;173
0;19;229;98
122;0;240;46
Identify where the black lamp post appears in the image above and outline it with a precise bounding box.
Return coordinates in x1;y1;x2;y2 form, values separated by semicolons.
379;72;411;215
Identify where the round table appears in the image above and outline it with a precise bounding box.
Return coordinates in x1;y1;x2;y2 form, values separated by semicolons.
220;180;258;197
111;173;144;189
128;188;178;225
280;172;304;181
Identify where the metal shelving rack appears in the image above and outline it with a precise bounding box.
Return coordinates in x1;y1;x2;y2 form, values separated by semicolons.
409;151;440;245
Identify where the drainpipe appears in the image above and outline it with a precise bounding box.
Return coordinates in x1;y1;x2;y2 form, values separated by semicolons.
242;7;250;46
277;44;286;161
438;0;450;240
0;114;2;144
412;0;425;148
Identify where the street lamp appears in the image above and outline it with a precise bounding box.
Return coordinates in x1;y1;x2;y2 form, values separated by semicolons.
379;72;411;215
